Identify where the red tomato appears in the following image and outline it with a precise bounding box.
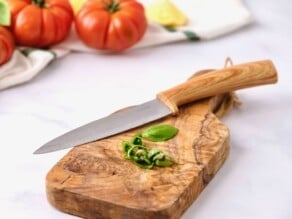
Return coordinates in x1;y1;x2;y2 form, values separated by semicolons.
0;26;15;66
75;0;147;51
6;0;73;48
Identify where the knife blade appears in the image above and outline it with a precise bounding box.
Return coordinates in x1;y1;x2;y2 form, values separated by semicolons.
34;60;278;154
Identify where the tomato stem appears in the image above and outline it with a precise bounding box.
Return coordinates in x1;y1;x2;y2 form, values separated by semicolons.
33;0;46;7
102;0;120;13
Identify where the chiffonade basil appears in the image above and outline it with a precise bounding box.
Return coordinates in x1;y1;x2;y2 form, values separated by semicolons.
121;124;178;169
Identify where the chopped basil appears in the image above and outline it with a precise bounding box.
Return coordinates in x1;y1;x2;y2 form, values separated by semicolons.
121;124;178;169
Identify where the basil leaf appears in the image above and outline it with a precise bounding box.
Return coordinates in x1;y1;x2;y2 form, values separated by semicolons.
141;124;179;142
0;0;10;26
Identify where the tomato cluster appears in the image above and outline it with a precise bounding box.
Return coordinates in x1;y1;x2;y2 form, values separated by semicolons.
0;0;147;66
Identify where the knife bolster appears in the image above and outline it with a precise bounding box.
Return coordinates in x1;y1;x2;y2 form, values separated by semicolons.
157;93;179;115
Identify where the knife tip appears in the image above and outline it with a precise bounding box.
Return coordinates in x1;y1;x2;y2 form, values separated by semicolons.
33;148;44;154
33;145;52;154
33;143;69;154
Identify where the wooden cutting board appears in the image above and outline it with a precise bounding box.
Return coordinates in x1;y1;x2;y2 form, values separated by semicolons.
46;90;239;219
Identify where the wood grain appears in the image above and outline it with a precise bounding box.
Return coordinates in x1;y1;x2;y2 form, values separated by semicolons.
46;91;237;219
157;60;277;114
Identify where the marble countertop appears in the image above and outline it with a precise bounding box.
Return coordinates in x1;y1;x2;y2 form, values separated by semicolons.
0;0;291;218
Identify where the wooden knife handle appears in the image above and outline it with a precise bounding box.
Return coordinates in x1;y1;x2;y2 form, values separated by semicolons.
157;60;278;114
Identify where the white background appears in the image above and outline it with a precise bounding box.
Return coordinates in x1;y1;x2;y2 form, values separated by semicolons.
0;0;291;218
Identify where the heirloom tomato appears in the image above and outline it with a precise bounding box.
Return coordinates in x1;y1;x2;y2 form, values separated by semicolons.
0;26;15;65
6;0;73;48
75;0;147;51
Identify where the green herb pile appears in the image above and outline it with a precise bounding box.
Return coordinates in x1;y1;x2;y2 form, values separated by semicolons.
122;124;179;169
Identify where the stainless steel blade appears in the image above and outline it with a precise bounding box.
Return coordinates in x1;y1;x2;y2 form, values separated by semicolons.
34;99;172;154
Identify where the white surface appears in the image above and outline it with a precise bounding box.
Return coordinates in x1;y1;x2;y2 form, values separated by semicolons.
0;0;291;218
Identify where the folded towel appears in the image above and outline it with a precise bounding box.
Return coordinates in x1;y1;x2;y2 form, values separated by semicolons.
0;0;252;90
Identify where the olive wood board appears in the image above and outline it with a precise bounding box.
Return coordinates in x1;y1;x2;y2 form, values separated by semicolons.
46;90;238;219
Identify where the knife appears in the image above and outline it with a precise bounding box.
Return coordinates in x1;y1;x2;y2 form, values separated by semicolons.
34;60;278;154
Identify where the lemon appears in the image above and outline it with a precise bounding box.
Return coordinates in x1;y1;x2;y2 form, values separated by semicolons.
145;0;188;27
0;0;10;26
69;0;87;14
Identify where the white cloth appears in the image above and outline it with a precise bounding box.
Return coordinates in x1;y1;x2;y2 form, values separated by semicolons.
0;0;252;90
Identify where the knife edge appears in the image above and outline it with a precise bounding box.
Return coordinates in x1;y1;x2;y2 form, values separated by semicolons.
33;99;171;154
